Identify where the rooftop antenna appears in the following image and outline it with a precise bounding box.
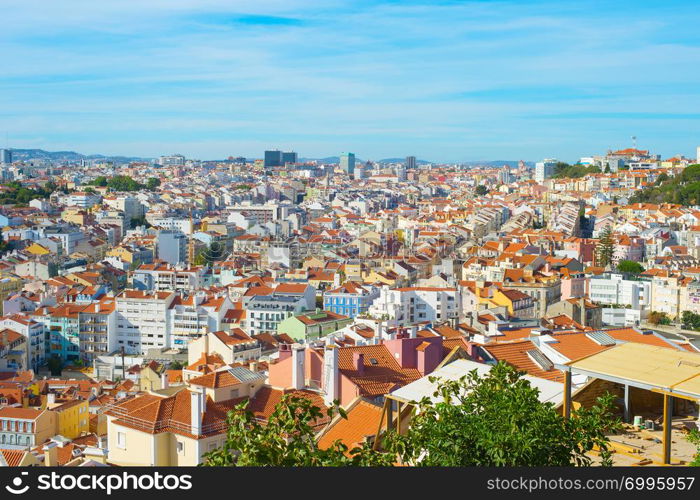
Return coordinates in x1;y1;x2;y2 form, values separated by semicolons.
631;135;637;150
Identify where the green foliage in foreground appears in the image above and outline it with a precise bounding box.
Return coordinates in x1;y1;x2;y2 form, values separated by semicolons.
203;363;620;467
202;395;394;466
688;430;700;466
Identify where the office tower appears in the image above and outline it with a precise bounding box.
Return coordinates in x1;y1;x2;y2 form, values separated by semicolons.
535;158;557;183
0;149;12;165
340;153;355;175
282;151;298;165
264;150;283;168
406;156;416;169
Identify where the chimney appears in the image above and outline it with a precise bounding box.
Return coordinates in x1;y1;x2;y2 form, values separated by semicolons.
353;352;365;375
291;344;305;390
376;322;385;343
409;325;417;339
579;296;586;327
190;388;204;436
43;441;58;467
160;372;169;390
278;343;292;361
203;329;209;354
323;345;339;406
248;360;258;372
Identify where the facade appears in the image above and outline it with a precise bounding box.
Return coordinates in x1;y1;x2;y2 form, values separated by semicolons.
340;153;355;175
0;407;55;448
156;230;187;266
115;291;176;354
368;286;460;326
534;158;557;184
277;310;352;341
264;150;283;168
0;149;12;165
588;273;651;309
323;282;379;318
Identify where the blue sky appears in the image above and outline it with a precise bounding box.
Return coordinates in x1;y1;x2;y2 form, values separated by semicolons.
0;0;698;162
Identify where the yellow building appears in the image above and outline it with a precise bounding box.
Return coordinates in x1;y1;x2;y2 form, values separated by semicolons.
106;246;137;263
0;274;24;314
106;389;232;466
61;208;91;226
47;398;90;439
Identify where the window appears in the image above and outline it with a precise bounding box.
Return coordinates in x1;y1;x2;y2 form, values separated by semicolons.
176;441;184;454
116;432;126;448
230;389;239;399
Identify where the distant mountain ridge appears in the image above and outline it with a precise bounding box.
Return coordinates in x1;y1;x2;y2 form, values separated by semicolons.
7;148;149;163
7;148;532;167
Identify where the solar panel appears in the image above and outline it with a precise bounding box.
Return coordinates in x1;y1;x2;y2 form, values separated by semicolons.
526;349;553;371
369;358;379;365
585;331;616;346
228;366;264;383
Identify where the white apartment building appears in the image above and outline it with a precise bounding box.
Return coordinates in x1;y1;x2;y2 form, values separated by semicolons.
534;158;557;184
367;286;460;326
587;274;651;309
115;291;176;354
168;293;232;348
0;314;46;371
147;216;194;235
132;263;205;292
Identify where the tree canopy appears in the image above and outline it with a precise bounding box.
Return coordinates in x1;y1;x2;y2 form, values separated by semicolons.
202;395;394;466
596;225;615;268
385;363;619;466
203;362;620;467
475;185;488;196
616;260;644;274
630;165;700;206
0;181;59;206
551;162;601;179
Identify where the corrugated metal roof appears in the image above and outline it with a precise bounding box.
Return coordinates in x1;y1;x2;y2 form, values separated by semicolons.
585;330;617;346
227;366;264;383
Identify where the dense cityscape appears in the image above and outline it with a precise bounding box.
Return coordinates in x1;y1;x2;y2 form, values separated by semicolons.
0;144;698;467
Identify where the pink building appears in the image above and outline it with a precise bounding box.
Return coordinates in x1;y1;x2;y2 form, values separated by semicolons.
268;334;444;407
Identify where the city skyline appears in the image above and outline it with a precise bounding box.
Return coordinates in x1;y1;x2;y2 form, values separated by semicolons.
1;0;699;162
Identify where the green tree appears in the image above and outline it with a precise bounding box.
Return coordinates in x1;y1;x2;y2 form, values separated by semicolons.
681;311;700;331
688;429;700;466
202;395;394;466
596;225;615;268
90;176;109;187
130;216;150;229
616;260;644;275
475;185;488;196
655;173;669;185
0;232;8;254
384;363;620;466
107;175;144;192
648;311;671;326
47;356;63;376
146;177;161;190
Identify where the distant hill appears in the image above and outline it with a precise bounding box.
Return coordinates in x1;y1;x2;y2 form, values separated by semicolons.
7;148;149;163
461;160;534;168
